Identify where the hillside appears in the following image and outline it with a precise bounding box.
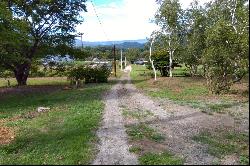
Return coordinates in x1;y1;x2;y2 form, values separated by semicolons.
74;39;147;49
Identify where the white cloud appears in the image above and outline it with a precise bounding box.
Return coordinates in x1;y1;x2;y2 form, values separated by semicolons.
76;0;159;42
76;0;212;42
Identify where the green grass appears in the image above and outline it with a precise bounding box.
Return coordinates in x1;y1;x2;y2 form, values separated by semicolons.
129;146;142;154
239;155;249;165
0;77;69;87
126;123;165;142
0;83;111;164
193;131;249;164
139;152;184;165
130;65;248;114
122;109;153;120
207;103;239;113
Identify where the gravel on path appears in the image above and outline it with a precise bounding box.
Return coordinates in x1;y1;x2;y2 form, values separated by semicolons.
92;66;248;165
118;70;240;165
92;78;138;165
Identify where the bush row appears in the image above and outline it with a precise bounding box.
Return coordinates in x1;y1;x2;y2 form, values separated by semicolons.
67;64;112;84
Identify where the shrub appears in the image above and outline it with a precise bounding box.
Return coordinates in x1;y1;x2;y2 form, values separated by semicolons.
68;64;111;86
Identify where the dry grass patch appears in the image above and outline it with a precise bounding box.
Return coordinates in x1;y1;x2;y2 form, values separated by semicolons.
0;126;15;145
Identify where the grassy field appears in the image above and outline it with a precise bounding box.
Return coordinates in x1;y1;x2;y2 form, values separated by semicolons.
0;77;69;87
0;77;111;164
130;64;249;114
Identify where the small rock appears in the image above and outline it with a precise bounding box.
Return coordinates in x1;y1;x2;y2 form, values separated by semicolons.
37;107;50;112
62;86;72;90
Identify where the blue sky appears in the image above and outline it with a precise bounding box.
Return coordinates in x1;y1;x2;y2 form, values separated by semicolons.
76;0;211;42
94;0;123;6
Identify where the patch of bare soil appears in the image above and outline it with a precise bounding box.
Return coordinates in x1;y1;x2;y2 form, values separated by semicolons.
220;155;239;165
0;112;35;145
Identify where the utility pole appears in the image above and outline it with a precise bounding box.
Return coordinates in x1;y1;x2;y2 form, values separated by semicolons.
113;45;116;77
120;49;123;70
78;32;84;50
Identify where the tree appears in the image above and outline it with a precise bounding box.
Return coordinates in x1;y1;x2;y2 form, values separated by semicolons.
125;48;141;63
0;0;87;85
180;0;206;77
155;0;184;77
0;1;30;85
147;49;180;77
202;0;249;94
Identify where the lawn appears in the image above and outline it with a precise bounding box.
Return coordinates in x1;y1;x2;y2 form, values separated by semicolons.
0;78;111;164
130;64;249;114
0;77;69;87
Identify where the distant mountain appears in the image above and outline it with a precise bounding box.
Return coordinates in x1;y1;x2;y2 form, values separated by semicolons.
74;39;147;49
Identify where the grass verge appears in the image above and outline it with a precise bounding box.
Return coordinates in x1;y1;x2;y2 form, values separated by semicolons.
126;123;165;142
139;152;184;165
130;65;248;114
193;130;249;165
0;83;111;164
122;109;153;120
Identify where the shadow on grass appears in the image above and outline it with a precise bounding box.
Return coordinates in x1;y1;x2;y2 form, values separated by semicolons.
0;83;110;118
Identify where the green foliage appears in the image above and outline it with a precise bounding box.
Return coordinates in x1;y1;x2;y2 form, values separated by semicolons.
68;64;111;85
152;0;186;77
122;109;153;120
202;18;248;94
0;69;13;87
180;1;206;76
129;146;142;154
139;152;184;165
202;0;248;94
152;0;249;94
239;155;249;165
0;1;87;85
146;49;180;77
126;48;142;63
126;123;165;142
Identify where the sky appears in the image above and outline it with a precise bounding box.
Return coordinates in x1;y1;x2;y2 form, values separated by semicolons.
76;0;211;42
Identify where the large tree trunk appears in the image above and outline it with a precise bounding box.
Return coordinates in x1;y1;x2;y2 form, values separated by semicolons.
13;40;38;86
14;63;31;86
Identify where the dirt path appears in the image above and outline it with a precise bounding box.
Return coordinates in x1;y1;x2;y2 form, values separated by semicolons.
93;66;248;165
92;77;138;165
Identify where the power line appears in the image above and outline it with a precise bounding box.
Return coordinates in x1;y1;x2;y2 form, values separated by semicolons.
90;0;113;43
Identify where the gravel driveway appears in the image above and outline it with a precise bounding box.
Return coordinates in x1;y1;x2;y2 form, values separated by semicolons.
92;66;249;165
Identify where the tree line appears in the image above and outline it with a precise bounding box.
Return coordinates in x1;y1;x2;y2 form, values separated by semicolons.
149;0;249;94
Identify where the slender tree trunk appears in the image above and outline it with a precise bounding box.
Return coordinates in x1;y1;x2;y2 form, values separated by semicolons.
149;45;157;80
120;50;123;70
168;34;173;78
14;63;31;86
169;51;173;77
